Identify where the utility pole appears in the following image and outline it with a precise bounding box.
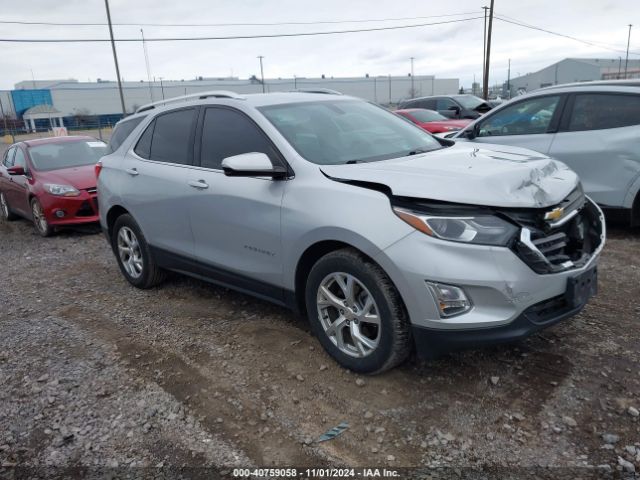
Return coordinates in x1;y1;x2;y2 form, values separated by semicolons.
388;74;392;104
482;0;494;100
482;6;489;97
258;56;265;93
141;29;153;102
0;96;10;140
410;57;415;97
159;77;165;100
507;58;511;99
624;24;632;79
104;0;126;116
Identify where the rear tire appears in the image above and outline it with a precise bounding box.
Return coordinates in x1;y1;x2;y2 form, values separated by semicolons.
112;214;165;289
305;248;412;374
0;192;18;221
31;198;53;237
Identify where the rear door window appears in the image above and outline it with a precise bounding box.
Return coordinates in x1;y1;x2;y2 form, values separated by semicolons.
108;116;145;152
135;108;197;165
568;93;640;131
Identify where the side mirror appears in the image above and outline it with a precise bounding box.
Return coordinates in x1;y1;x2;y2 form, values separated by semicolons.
448;105;461;114
7;166;25;176
464;123;480;140
221;152;287;179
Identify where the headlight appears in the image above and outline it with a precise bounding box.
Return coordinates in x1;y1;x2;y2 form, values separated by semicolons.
44;184;80;197
393;207;518;246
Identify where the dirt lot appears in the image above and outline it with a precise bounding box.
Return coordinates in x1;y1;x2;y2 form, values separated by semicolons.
1;210;639;477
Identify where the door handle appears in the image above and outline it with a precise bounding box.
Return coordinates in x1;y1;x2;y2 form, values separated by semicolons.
125;168;139;176
188;180;209;189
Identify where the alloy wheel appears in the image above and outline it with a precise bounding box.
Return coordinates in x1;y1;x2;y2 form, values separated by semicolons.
117;226;144;279
316;272;381;358
31;200;49;234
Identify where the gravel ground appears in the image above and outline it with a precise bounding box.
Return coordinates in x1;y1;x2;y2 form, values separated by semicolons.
1;205;639;478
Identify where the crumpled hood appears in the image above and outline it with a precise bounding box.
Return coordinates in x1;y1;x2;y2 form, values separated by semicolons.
320;143;579;208
36;164;97;191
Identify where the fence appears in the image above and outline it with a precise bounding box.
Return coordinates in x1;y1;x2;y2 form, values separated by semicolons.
1;119;113;145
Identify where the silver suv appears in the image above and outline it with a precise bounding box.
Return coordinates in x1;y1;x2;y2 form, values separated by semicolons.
97;91;605;373
453;80;640;225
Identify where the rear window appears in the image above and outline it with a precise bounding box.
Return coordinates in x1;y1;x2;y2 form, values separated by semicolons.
407;110;447;122
29;141;107;171
568;93;640;131
108;116;145;152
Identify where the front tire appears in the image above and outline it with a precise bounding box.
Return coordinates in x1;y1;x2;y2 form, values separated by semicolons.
305;248;412;374
0;192;18;221
111;214;165;289
31;198;53;237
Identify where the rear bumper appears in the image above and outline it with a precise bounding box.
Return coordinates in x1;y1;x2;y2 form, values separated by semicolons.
412;289;590;359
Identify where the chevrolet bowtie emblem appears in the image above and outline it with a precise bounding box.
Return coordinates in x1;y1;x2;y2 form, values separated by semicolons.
544;207;565;221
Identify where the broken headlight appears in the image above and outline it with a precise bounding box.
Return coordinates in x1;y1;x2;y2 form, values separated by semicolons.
393;207;518;246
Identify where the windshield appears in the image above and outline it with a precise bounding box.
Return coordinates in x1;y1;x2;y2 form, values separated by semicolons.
405;109;447;122
28;140;107;171
259;100;442;165
452;95;486;110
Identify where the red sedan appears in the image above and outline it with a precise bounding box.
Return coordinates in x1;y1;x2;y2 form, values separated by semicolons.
0;136;107;236
395;108;472;134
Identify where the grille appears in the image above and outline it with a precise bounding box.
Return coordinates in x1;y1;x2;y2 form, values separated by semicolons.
75;201;95;217
512;187;603;274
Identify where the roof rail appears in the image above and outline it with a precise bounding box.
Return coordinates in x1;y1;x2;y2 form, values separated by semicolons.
290;88;343;95
135;90;245;113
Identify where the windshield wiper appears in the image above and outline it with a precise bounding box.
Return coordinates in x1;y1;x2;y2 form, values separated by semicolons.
406;148;429;156
345;159;363;164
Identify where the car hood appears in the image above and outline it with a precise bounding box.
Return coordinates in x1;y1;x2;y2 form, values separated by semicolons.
36;164;97;191
320;143;578;208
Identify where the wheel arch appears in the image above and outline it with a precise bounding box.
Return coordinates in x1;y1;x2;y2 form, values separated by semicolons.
293;239;408;320
106;204;130;239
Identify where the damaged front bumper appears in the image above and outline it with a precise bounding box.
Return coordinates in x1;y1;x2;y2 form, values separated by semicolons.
373;193;605;356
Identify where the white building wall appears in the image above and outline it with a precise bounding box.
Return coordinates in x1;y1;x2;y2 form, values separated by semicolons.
47;75;459;116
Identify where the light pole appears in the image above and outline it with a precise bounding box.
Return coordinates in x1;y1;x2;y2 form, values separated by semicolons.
141;28;153;102
104;0;126;116
410;57;415;97
624;24;633;79
159;77;165;100
258;56;265;93
507;58;511;99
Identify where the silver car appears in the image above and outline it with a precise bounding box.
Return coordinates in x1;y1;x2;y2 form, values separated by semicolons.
97;91;605;373
452;80;640;226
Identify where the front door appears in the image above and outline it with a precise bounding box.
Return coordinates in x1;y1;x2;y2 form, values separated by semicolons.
188;106;287;293
468;94;565;155
6;147;30;216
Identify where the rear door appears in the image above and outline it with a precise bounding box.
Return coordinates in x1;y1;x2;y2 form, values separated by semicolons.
121;107;198;258
187;106;287;293
468;94;565;155
547;92;640;208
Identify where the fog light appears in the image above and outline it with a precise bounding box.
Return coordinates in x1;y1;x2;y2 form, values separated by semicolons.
55;210;65;218
426;281;472;318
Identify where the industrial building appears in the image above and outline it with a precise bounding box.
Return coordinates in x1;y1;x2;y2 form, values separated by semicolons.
505;57;640;97
0;75;458;133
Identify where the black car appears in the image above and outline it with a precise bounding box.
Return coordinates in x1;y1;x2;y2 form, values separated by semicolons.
398;94;493;120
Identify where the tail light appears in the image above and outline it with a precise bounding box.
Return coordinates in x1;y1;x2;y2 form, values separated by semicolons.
94;161;103;178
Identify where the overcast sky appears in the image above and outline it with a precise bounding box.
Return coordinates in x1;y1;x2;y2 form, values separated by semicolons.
0;0;638;91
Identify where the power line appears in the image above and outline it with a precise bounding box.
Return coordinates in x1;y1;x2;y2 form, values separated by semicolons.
0;11;479;28
0;16;483;43
495;15;640;56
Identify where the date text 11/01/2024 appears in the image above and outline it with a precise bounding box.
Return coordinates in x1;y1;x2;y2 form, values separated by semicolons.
232;468;400;478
